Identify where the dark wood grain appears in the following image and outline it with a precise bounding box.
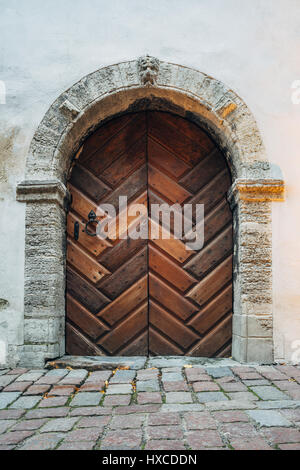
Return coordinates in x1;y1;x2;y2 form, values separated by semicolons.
66;111;233;357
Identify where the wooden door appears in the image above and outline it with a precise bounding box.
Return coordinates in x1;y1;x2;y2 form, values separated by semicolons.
66;111;233;357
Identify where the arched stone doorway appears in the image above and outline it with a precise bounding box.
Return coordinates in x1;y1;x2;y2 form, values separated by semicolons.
16;57;284;366
66;111;233;357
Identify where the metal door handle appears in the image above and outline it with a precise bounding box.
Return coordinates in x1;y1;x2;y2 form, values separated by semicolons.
85;210;99;237
74;221;79;241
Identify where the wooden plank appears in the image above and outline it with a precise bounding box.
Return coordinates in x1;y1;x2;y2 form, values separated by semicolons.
216;342;232;358
102;136;146;187
179;148;226;194
150;219;194;263
102;164;147;207
184;224;233;278
148;112;213;165
203;199;232;244
66;323;105;356
149;272;198;321
187;284;233;335
186;255;233;306
67;239;110;284
148;190;192;236
148;137;191;178
97;275;148;326
68;163;111;202
148;165;191;204
66;267;110;313
79;114;135;162
119;330;148;355
183;198;232;244
149;327;183;355
66;294;109;340
187;315;232;357
149;301;199;350
68;184;105;221
99;247;148;299
150;112;215;155
67;211;111;257
99;302;148;354
99;236;147;272
83;113;147;177
149;244;196;292
105;191;147;241
188;168;231;214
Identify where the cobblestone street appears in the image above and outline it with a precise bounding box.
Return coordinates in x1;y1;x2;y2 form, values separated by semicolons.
0;358;300;450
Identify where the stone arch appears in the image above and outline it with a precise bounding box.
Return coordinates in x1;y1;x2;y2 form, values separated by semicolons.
17;57;284;366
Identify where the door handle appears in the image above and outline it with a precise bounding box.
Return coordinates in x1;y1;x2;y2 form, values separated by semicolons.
74;221;79;241
85;210;99;237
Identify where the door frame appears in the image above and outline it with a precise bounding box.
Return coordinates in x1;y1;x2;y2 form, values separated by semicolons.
16;57;284;366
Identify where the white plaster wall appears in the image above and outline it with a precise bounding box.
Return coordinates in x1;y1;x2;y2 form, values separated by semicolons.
0;0;299;364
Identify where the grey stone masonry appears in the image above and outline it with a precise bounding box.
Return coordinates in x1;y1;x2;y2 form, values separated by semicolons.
16;183;69;368
246;410;292;427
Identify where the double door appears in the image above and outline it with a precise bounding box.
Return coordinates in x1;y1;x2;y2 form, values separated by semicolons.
66;111;233;357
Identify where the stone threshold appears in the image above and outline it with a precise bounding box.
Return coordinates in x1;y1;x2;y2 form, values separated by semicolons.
46;355;247;371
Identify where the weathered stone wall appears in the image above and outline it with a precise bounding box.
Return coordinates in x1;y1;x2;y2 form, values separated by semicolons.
13;182;68;366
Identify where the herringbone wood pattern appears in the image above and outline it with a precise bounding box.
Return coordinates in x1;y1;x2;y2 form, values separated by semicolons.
66;112;233;357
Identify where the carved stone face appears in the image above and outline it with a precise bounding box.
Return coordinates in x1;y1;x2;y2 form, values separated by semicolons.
138;55;160;86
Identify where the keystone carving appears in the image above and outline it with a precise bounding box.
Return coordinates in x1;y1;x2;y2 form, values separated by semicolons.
137;55;160;86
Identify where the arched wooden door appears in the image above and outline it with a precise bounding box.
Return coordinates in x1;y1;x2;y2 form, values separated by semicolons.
66;112;233;357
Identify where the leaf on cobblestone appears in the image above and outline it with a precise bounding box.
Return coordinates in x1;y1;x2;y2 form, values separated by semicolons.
131;381;136;391
184;365;192;368
43;393;55;399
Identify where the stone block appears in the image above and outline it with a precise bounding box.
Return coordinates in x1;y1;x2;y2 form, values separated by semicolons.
106;384;132;395
246;410;292;427
136;380;159;392
40;417;78;433
197;392;228;402
250;386;290;401
70;392;101;407
165;392;193;403
10;396;42;409
0;392;21;409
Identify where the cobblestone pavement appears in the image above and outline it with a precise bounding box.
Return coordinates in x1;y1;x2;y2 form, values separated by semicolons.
0;358;300;450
